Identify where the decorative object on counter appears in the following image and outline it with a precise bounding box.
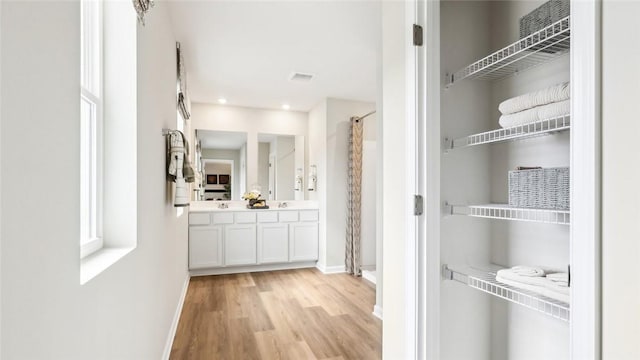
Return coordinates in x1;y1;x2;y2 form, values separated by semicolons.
294;168;303;191
519;0;570;39
508;167;570;210
307;165;317;191
132;0;154;25
164;129;195;207
242;190;269;209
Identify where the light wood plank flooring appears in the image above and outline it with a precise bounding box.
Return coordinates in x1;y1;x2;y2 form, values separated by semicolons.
170;268;381;360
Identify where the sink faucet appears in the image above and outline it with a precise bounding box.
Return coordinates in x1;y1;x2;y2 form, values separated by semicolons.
218;202;229;209
278;202;288;208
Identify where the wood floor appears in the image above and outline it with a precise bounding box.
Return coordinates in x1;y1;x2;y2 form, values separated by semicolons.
169;268;381;360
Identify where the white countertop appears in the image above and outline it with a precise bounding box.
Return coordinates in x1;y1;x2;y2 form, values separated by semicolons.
189;200;319;213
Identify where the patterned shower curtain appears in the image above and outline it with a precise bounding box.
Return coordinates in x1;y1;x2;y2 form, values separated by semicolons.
346;116;363;276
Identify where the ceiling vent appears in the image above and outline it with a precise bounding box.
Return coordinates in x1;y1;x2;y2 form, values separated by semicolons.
289;72;314;82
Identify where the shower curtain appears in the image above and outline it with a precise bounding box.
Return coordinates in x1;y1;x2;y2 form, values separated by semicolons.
346;116;363;276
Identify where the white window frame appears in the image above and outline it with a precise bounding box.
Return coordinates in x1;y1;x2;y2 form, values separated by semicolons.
80;0;104;259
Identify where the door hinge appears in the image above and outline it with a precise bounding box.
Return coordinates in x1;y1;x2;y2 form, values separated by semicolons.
414;194;424;216
413;24;423;46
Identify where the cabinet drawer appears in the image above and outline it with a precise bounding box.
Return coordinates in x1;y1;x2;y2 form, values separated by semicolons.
189;213;210;225
299;210;319;222
235;212;257;224
279;211;299;222
212;212;234;224
257;212;278;223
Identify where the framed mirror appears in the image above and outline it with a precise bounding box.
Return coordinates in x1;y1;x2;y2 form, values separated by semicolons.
195;130;247;201
257;133;304;201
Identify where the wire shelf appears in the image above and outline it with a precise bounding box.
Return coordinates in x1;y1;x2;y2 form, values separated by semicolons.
449;203;570;225
448;114;570;150
443;265;570;322
447;16;570;86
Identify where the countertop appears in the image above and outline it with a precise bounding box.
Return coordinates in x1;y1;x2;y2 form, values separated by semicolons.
189;200;319;213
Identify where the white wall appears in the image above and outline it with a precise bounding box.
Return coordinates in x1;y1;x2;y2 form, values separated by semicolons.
381;1;412;356
325;98;376;268
0;2;188;358
308;100;328;268
0;2;3;354
190;103;308;197
602;1;640;359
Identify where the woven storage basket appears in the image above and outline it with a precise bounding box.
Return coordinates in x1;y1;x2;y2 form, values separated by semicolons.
508;167;570;210
519;0;570;39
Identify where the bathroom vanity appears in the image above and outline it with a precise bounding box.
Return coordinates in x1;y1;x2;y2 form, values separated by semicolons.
188;201;319;275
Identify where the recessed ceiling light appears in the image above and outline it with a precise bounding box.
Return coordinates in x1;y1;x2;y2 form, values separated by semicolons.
282;104;291;110
218;98;227;104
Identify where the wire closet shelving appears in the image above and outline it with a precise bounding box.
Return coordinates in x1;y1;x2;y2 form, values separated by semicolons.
448;203;570;225
443;265;570;322
447;115;570;150
446;16;571;86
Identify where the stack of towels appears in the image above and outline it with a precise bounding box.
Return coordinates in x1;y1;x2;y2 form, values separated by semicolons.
496;265;569;303
498;82;570;128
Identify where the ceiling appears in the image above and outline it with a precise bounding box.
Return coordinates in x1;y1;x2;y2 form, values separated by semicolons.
198;130;247;150
167;1;381;112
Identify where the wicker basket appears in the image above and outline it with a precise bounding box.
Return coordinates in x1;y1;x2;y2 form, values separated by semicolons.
519;0;570;39
508;167;570;210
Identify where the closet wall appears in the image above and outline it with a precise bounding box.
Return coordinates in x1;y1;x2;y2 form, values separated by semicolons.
440;1;570;359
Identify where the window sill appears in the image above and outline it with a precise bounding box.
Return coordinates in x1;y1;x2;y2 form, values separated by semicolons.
80;246;135;285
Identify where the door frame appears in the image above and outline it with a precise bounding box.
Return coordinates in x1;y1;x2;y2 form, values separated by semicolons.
415;1;602;359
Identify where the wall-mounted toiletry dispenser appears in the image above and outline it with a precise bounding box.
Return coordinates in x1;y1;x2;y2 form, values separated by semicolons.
294;168;303;191
308;165;317;191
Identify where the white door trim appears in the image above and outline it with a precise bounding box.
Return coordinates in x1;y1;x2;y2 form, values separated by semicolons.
418;0;440;359
404;1;418;358
570;1;602;359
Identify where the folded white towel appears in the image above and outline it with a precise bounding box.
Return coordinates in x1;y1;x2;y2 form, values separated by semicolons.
511;265;545;277
496;269;569;295
499;100;570;128
496;274;570;304
546;272;569;287
499;82;570;115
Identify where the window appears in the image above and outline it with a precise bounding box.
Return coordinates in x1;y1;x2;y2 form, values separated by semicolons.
80;0;103;258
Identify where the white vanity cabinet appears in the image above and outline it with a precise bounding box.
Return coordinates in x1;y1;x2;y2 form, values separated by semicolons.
225;224;257;265
257;223;289;263
188;208;319;274
290;210;320;261
188;225;224;269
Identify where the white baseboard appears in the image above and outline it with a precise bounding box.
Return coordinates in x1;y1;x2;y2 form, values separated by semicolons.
362;270;377;285
162;275;190;360
190;261;317;277
373;304;383;320
316;263;346;274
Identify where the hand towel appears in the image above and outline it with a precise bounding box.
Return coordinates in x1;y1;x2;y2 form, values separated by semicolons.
511;265;545;277
496;274;570;304
499;99;570;128
499;82;570;115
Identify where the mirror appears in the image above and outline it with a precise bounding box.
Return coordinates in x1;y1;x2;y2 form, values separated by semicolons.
257;133;304;201
195;130;247;201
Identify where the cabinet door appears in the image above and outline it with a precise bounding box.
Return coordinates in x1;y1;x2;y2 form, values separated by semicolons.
258;223;289;264
225;224;257;266
289;222;319;262
189;226;224;269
